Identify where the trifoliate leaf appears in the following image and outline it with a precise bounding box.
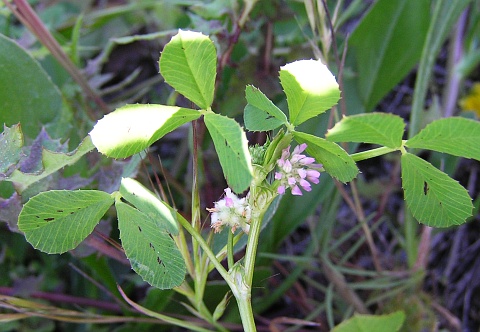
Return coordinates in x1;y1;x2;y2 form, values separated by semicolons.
244;85;287;131
204;113;252;193
401;153;473;227
280;60;340;126
406;117;480;160
159;30;216;109
18;190;114;253
293;131;358;183
327;113;405;148
119;177;178;235
90;104;200;158
116;201;186;289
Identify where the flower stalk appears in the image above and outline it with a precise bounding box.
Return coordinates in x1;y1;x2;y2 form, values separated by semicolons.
204;139;324;331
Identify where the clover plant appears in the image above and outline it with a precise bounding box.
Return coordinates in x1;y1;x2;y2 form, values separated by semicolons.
3;30;480;331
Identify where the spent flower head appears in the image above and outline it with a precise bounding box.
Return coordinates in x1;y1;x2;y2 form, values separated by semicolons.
274;143;321;196
207;188;251;234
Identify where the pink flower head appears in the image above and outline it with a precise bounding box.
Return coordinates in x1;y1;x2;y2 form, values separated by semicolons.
275;144;321;196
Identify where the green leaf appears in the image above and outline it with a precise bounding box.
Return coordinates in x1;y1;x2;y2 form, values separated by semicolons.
116;201;186;289
349;0;429;111
213;292;229;321
90;104;200;158
204;113;252;193
279;59;340;126
293;131;358;183
406;117;480;160
244;85;287;131
7;136;95;194
0;124;23;177
332;311;405;332
409;0;471;138
159;30;216;109
326;113;405;148
0;34;66;139
401;153;473;227
18;190;114;254
119;177;178;235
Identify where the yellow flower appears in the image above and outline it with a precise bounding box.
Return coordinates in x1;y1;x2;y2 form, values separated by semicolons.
460;83;480;117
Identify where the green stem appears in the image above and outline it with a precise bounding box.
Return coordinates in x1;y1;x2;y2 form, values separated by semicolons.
350;145;399;162
243;208;266;287
227;231;234;269
233;204;271;332
210;232;243;273
405;210;419;268
196;250;210;312
176;224;195;278
178;205;259;331
175;213;234;289
175;282;229;332
191;120;206;309
177;214;241;332
235;292;256;332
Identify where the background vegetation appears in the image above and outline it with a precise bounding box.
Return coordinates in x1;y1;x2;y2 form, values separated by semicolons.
1;0;479;331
